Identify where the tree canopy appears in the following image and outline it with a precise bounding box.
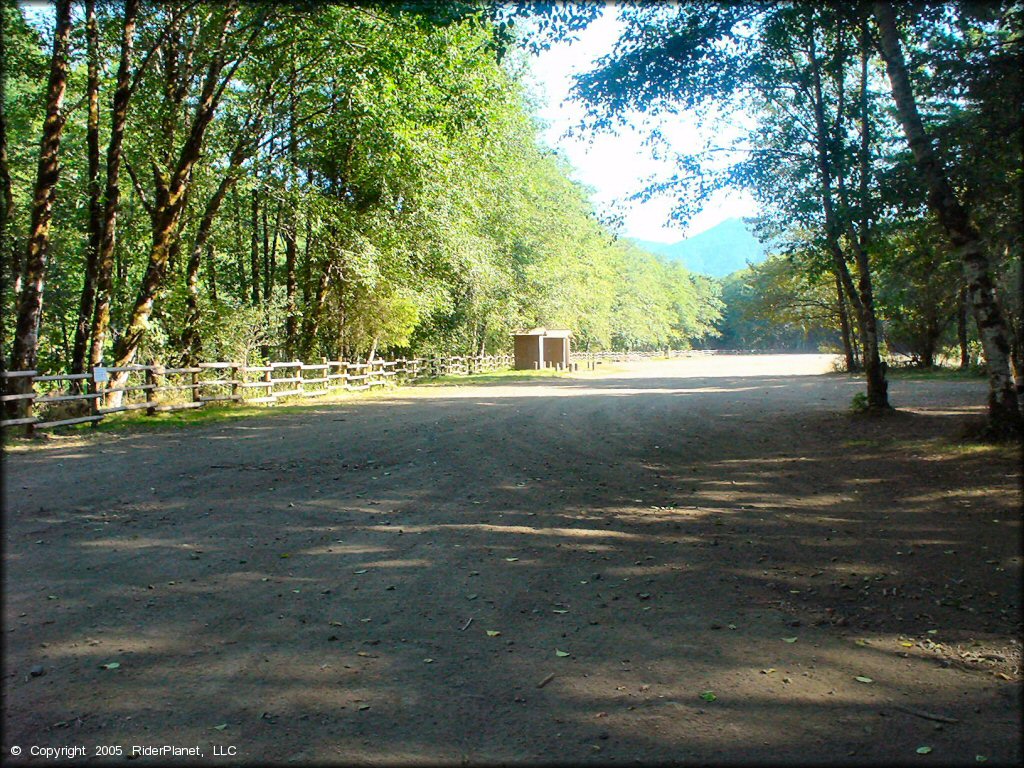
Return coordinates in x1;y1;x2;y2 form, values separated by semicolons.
1;0;720;392
567;0;1021;434
3;1;1020;436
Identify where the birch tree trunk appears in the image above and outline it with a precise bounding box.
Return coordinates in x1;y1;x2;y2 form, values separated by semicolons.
874;1;1022;437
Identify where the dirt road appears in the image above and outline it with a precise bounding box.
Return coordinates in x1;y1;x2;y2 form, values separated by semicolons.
3;354;1020;764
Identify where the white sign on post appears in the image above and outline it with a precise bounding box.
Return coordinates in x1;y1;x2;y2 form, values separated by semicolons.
93;366;109;383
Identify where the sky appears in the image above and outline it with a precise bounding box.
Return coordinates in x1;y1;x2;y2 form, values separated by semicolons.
523;7;757;244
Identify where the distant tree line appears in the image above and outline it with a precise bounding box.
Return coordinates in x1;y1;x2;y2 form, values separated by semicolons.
1;0;721;403
568;1;1021;437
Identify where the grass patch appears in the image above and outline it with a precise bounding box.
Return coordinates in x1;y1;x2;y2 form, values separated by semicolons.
841;434;1018;460
419;368;570;387
885;364;985;381
1;369;561;447
893;435;1020;460
0;388;394;449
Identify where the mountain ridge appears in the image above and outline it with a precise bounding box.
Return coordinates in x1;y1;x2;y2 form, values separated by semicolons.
631;218;767;278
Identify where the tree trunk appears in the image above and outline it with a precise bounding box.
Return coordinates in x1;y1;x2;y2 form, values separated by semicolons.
921;336;935;369
808;26;887;409
181;130;252;364
284;88;299;359
181;173;238;364
9;0;72;383
249;189;261;306
108;3;241;399
300;263;331;358
206;243;218;303
71;0;102;378
957;285;970;369
284;220;298;357
0;2;16;371
834;273;856;371
263;198;280;303
301;167;314;319
874;1;1021;437
845;207;888;406
89;0;140;370
849;19;887;403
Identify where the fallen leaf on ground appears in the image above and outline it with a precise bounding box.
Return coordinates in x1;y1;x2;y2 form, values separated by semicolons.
917;746;932;755
555;649;570;657
699;691;716;702
353;569;368;574
505;558;519;562
855;676;874;684
783;637;798;643
486;630;501;637
99;662;120;670
213;724;227;731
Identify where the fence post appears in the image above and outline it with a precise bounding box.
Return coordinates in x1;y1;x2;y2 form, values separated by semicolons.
191;368;200;404
264;368;274;404
231;363;240;402
24;374;37;437
295;360;304;397
146;363;160;416
88;367;101;424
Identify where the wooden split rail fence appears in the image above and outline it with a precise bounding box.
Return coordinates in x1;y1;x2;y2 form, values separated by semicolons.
577;349;705;368
1;354;513;435
584;349;698;363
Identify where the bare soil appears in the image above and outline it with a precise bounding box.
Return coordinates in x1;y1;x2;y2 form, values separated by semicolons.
2;354;1021;765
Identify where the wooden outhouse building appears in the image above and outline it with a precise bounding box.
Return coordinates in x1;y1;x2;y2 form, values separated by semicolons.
513;328;572;370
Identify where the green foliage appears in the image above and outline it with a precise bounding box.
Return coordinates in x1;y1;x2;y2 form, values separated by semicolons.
2;2;719;373
713;253;838;351
566;0;1020;394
